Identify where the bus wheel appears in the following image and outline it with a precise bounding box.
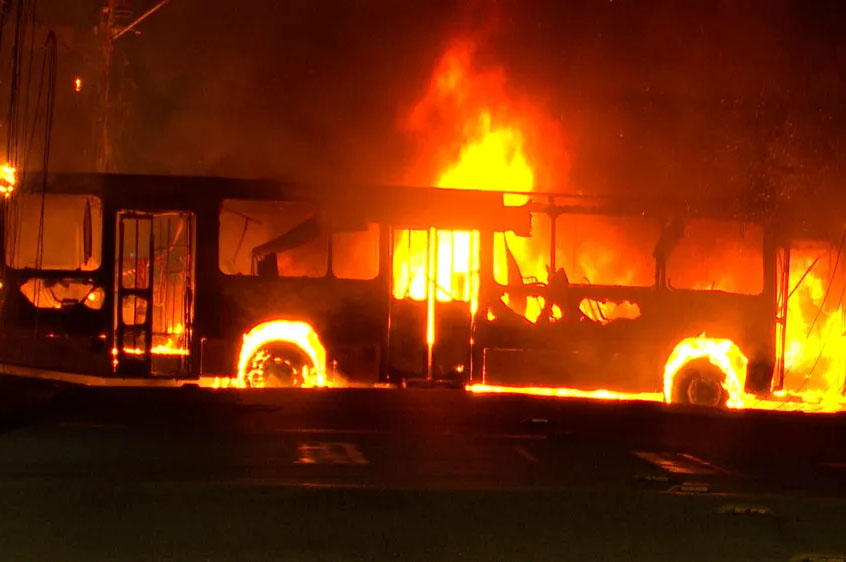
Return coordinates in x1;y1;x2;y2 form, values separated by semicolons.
244;341;314;388
671;358;727;407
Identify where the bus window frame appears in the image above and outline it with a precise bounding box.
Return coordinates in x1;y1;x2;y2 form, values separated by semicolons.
4;193;104;274
218;198;383;281
665;218;766;296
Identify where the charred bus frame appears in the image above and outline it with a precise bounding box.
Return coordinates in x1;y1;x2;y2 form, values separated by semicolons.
0;173;826;406
0;173;524;387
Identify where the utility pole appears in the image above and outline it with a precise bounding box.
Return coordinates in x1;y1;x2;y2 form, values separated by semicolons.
97;0;171;172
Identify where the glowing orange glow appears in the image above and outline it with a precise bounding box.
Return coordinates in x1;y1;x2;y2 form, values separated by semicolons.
121;345;189;357
780;246;846;409
468;335;749;409
396;38;567;330
498;293;546;324
237;320;328;388
550;304;563;321
74;77;82;92
436;110;534;204
426;228;436;346
115;323;190;359
579;298;641;325
211;376;246;389
663;336;749;408
468;328;846;413
466;383;662;402
523;296;546;324
0;163;16;197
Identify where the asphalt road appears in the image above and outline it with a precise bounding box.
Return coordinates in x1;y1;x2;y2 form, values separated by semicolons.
2;377;846;561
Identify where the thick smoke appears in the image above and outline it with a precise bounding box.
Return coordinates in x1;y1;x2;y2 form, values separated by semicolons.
21;0;846;210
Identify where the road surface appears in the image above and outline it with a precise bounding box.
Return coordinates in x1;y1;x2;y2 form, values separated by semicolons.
1;377;846;561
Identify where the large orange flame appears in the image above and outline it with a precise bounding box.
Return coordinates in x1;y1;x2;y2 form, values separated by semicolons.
236;320;328;388
778;246;846;410
663;336;749;408
396;39;566;354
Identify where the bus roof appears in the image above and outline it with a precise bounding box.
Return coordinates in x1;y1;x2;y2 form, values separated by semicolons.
16;173;530;233
14;172;844;241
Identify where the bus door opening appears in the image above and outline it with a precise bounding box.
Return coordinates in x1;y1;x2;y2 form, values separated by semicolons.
390;228;479;382
115;211;195;376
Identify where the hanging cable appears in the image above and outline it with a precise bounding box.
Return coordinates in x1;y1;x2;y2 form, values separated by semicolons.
5;0;25;163
18;0;37;175
20;20;45;175
9;23;46;270
31;31;55;325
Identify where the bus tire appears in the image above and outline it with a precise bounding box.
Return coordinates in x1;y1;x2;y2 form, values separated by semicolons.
244;341;315;388
671;358;728;407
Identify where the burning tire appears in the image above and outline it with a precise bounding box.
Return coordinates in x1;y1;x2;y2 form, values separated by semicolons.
670;357;728;407
243;341;315;388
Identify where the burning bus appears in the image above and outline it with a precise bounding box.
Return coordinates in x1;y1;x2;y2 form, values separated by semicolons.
0;173;525;389
0;172;844;412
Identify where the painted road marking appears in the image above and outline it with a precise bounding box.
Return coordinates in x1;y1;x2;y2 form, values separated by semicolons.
633;451;727;475
272;428;545;440
295;441;369;465
514;445;540;463
717;503;773;516
633;474;672;483
666;481;711;494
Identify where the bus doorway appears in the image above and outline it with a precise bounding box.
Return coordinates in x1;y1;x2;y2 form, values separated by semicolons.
389;228;480;384
114;210;195;377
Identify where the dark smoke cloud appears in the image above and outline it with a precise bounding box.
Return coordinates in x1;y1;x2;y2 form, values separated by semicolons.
31;0;846;209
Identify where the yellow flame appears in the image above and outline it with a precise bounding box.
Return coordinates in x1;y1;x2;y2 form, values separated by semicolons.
394;43;537;335
437;111;534;197
237;320;327;388
466;383;662;402
579;298;641;325
782;248;846;405
0;163;16;197
663;336;749;408
122;345;189;357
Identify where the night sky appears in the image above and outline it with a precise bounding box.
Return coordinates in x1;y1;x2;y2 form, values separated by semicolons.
26;0;846;205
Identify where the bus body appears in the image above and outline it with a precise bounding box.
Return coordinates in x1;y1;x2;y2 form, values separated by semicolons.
0;174;523;388
475;196;780;405
0;172;824;406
